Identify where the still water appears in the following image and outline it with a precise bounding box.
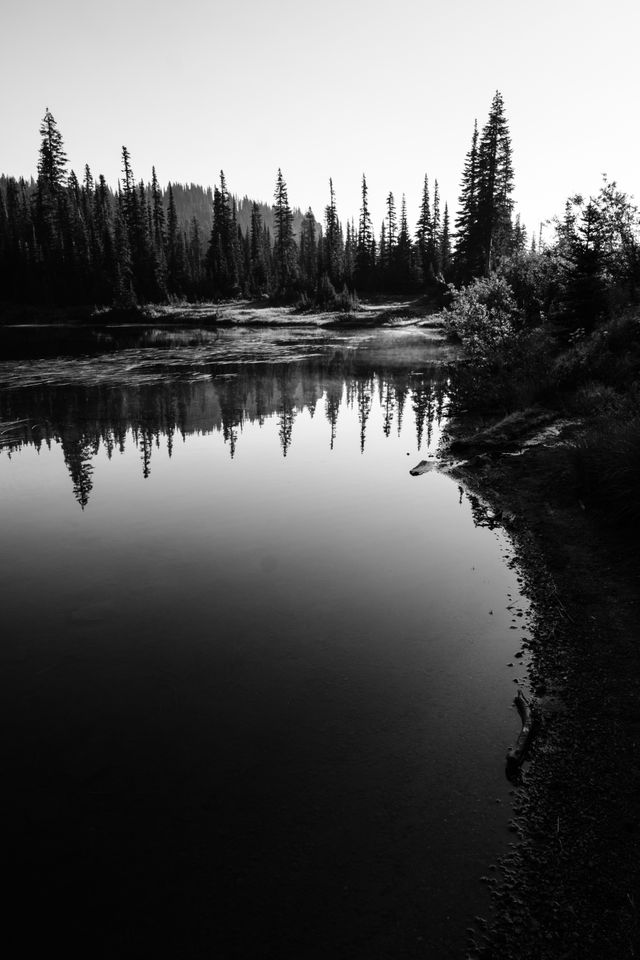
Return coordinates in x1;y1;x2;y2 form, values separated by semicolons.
0;326;529;958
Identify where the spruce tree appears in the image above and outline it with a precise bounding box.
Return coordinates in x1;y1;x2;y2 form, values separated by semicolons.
299;207;318;290
416;174;431;282
454;120;480;279
37;108;68;194
386;192;397;250
120;146;137;236
355;174;374;288
476;90;514;274
272;168;296;294
113;198;135;308
394;194;414;289
187;217;203;290
324;178;342;285
206;171;239;296
150;167;165;249
440;203;452;276
249;201;269;294
34;108;69;260
166;184;185;293
343;220;355;287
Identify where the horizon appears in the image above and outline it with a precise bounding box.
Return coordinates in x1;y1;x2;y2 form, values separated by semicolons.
2;0;639;242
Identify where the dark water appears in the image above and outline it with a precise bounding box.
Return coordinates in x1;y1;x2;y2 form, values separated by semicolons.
0;326;530;958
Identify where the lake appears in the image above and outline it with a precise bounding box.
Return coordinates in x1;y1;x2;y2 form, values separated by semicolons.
0;325;530;958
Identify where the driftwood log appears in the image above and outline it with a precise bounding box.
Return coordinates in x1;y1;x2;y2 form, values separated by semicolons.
506;689;535;769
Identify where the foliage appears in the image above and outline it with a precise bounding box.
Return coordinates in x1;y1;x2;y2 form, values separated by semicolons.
547;180;640;332
296;275;359;313
442;274;522;360
443;274;560;411
553;310;640;392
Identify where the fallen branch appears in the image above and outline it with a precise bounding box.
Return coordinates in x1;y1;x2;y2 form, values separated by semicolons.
506;689;535;769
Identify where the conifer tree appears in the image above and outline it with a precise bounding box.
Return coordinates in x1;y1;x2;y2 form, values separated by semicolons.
120;146;137;236
440;203;452;276
187;216;203;290
431;179;441;274
206;171;239;295
513;214;527;253
150;167;165;249
299;207;318;288
416;174;431;281
113;199;135;308
395;194;414;288
34;108;69;257
476;90;514;274
344;220;355;286
454;120;480;279
166;184;186;293
386;192;397;251
324;178;342;285
37;108;68;194
249;201;269;294
356;174;374;287
272;168;296;294
379;221;387;274
149;167;168;295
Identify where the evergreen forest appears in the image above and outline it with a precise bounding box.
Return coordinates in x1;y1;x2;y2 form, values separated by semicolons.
0;92;529;310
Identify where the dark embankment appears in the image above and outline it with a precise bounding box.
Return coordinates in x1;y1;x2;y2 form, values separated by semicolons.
442;305;640;957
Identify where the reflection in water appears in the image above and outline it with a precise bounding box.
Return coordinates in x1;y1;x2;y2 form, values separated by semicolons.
1;358;448;507
0;328;528;959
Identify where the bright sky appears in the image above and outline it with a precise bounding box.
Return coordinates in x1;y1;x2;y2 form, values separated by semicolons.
2;0;638;240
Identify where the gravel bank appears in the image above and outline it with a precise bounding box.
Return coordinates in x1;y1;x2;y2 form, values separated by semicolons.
443;416;640;959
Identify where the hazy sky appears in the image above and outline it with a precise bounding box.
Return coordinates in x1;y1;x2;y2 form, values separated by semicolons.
2;0;638;239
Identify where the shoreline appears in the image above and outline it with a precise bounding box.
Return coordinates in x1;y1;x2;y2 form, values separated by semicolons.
441;413;640;958
0;295;445;330
0;295;442;328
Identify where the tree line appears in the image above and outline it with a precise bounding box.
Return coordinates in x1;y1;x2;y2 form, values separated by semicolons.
0;92;524;310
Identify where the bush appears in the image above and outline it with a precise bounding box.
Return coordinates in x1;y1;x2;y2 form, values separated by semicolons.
443;274;558;412
553;310;640;392
442;274;523;362
296;276;359;313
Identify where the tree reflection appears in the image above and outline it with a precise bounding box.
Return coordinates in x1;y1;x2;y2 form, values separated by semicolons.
0;354;449;505
60;434;94;509
324;382;342;451
277;369;296;458
357;378;373;454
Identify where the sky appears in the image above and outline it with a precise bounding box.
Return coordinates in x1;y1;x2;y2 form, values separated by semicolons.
2;0;639;241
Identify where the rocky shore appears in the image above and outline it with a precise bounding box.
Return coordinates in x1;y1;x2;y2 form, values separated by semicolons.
442;411;640;958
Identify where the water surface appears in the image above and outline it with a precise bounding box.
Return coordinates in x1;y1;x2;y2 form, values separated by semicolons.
0;327;529;958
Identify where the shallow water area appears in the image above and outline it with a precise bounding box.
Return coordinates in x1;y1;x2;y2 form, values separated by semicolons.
0;326;531;957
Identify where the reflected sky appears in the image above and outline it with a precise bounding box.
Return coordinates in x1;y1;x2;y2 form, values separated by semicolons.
0;328;530;958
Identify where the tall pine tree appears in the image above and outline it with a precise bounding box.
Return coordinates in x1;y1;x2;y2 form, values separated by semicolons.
272;168;296;294
455;93;514;278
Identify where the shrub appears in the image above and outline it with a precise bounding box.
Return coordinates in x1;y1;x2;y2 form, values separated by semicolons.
442;274;523;363
443;275;558;412
553;310;640;392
